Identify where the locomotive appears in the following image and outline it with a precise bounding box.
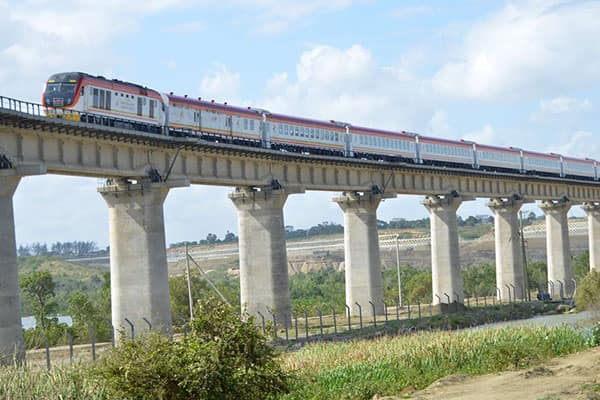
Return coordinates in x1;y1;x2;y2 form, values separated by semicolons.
42;72;598;181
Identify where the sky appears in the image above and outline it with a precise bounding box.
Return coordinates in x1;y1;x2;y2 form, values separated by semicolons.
1;0;599;248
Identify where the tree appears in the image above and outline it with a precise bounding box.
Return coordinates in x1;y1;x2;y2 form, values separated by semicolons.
20;271;57;330
91;299;290;399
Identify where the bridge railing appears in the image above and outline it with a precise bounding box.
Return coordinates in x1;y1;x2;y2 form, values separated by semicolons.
0;95;163;134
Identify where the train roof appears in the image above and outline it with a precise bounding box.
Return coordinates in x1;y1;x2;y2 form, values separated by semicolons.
49;72;162;95
418;135;472;146
475;143;521;153
268;112;344;129
350;125;416;139
167;95;262;117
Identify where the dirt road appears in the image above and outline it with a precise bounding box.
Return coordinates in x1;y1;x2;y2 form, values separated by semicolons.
410;347;600;400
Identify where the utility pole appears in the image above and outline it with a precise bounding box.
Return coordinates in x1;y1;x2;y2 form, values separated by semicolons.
519;211;531;301
185;243;194;321
396;234;403;307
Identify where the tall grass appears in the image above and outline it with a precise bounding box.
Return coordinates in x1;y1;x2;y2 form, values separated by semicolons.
282;326;589;399
0;364;109;400
0;326;590;400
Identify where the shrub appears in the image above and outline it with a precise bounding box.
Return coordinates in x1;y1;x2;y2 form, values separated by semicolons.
90;298;290;400
575;270;600;311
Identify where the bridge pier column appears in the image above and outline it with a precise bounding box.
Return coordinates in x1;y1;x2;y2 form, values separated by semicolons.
334;192;392;317
99;178;188;341
423;194;470;306
230;186;300;323
582;202;600;272
0;174;24;365
488;196;529;302
540;198;573;298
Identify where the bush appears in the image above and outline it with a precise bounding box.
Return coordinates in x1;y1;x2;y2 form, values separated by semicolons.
575;270;600;311
90;298;290;400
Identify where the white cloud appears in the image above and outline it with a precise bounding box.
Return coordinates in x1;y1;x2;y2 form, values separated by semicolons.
552;130;599;158
531;96;592;121
432;1;600;100
261;44;435;132
199;64;241;103
463;124;497;144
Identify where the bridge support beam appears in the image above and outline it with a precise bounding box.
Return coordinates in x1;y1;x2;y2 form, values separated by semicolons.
423;193;471;307
0;163;45;365
0;175;24;365
582;202;600;273
99;178;188;341
488;196;530;302
230;186;301;323
540;198;573;298
334;191;393;316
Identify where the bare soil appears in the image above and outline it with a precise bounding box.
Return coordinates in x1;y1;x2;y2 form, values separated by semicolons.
408;347;600;400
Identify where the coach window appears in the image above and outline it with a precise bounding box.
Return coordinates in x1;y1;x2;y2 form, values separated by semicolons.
93;88;99;108
250;119;255;130
105;91;111;110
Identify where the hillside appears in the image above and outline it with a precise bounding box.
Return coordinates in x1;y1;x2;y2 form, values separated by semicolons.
18;256;107;316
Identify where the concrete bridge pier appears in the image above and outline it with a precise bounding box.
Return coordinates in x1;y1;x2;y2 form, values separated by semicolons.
334;191;394;317
488;196;529;301
0;164;45;365
582;202;600;272
422;193;471;307
229;186;302;324
99;178;188;341
540;198;573;298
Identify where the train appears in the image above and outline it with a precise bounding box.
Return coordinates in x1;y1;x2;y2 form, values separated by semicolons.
42;72;599;182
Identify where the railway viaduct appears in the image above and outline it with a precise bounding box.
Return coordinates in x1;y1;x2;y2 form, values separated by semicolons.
1;98;599;363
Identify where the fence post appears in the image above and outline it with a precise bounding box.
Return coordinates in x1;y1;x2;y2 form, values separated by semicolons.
355;302;363;329
345;304;352;332
257;311;266;335
294;313;299;340
571;278;577;299
316;308;324;336
484;296;487;307
88;322;96;362
268;309;277;340
394;299;399;321
496;287;502;304
548;280;555;299
104;319;115;348
475;293;479;307
44;335;51;371
368;301;377;327
142;317;152;330
557;280;564;299
407;300;411;320
505;284;512;303
328;304;337;335
443;292;450;306
284;314;289;343
124;318;134;340
65;330;74;365
418;302;422;319
304;310;309;339
382;300;388;322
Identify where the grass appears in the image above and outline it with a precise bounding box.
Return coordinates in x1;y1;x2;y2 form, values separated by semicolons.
0;325;592;399
280;325;590;399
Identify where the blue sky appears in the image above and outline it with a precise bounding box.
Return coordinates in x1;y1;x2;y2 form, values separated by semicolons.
1;0;599;247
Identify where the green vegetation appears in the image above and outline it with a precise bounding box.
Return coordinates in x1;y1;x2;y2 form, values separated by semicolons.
281;325;590;400
2;321;592;400
575;270;600;311
18;255;106;316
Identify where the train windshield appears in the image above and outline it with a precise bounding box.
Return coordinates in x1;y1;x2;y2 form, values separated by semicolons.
44;82;77;107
